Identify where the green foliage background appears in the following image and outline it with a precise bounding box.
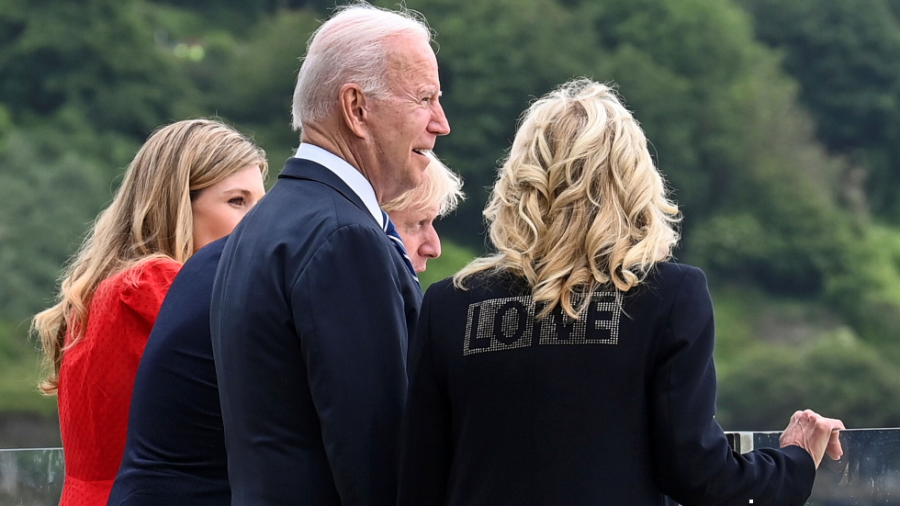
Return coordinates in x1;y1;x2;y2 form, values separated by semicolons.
2;0;900;436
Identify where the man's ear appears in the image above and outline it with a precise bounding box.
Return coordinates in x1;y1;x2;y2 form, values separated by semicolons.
339;83;369;138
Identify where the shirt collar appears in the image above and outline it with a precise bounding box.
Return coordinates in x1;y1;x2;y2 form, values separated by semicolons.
295;143;383;227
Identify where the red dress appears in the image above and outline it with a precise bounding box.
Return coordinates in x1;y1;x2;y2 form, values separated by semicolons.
57;258;181;506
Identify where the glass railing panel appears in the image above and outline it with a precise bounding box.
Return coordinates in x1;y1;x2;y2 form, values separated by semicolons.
3;430;900;505
0;448;64;506
728;428;900;505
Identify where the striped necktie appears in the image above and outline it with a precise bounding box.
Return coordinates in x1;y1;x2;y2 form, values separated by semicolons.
382;211;420;284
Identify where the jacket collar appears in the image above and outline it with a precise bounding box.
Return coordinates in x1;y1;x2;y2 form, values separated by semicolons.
278;158;371;220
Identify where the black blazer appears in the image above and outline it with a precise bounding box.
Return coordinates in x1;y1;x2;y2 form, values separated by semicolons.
108;238;229;506
210;158;422;506
397;264;815;506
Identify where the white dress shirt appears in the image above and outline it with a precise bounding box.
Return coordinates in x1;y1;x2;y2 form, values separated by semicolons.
295;143;383;228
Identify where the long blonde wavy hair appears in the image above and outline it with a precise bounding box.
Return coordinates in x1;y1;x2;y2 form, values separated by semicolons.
34;119;267;394
455;79;680;318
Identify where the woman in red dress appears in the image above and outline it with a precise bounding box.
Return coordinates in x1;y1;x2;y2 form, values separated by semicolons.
32;119;267;506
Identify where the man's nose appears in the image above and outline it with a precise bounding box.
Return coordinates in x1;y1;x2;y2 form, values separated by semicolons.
429;102;450;136
420;228;442;259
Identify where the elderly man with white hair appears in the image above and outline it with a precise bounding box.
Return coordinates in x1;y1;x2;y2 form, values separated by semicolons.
209;3;450;506
105;155;463;506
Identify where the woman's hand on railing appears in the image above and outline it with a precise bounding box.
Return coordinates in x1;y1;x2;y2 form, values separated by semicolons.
779;409;845;468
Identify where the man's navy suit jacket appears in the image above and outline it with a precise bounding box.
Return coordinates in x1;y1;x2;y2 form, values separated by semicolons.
108;238;229;506
210;158;422;506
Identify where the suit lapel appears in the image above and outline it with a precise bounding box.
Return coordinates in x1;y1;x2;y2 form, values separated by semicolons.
278;157;370;216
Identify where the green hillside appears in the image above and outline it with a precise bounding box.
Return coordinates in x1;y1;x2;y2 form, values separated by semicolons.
3;0;900;442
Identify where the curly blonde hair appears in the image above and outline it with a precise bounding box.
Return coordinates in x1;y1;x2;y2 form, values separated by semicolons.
33;119;267;394
455;79;680;318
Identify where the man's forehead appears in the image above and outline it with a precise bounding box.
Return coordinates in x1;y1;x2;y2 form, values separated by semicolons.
421;204;441;221
385;74;440;98
395;205;438;223
384;36;438;72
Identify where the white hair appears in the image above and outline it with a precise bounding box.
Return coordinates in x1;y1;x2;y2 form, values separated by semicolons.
292;3;432;129
382;152;465;217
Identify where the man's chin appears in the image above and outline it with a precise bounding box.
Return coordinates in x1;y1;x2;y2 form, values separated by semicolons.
404;166;427;189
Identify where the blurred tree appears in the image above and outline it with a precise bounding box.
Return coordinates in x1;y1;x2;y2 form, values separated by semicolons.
556;0;900;340
578;0;846;230
583;0;762;218
147;0;332;29
0;0;196;142
738;0;900;220
396;0;604;245
687;85;853;296
0;128;113;322
0;0;898;435
0;0;204;323
210;9;322;163
717;332;900;430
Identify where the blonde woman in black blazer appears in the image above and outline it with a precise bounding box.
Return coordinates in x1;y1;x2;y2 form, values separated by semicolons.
397;79;844;506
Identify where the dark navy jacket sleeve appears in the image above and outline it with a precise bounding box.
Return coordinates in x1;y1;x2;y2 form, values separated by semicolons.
397;286;452;506
211;159;420;506
649;267;816;506
292;224;409;505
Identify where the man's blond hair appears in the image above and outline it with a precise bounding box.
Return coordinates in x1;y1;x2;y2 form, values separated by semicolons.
382;152;464;217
